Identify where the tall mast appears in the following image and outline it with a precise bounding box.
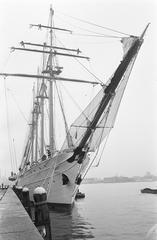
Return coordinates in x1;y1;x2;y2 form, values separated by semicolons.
35;76;40;162
35;104;39;162
40;45;47;157
31;85;35;163
49;6;55;153
40;80;44;156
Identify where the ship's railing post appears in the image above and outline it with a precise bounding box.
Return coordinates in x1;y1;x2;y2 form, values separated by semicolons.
13;186;23;201
33;187;51;239
22;187;31;217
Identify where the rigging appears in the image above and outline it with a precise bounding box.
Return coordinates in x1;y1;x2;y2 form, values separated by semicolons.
56;14;122;39
57;12;133;37
4;80;15;173
55;37;104;85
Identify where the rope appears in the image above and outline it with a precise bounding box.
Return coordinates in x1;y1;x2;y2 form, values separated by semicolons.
81;149;99;181
55;37;104;85
55;81;74;148
73;57;104;85
92;132;110;167
12;138;18;171
0;52;12;72
81;94;115;179
56;14;122;39
72;33;122;39
57;12;131;37
7;89;29;124
59;81;90;122
4;79;14;172
72;154;98;197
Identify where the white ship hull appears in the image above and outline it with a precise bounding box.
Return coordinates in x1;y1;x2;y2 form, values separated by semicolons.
17;151;89;205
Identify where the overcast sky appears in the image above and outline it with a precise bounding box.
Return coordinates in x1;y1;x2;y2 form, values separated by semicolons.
0;0;156;178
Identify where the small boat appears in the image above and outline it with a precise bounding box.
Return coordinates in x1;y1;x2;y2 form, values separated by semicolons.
75;190;85;199
141;188;157;194
8;172;17;181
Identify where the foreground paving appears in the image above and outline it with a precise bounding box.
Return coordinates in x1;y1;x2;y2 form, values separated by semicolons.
0;188;43;240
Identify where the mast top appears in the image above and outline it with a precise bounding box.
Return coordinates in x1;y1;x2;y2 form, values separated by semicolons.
140;23;150;40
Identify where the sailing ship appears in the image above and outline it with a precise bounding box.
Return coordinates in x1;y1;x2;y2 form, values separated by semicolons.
1;7;149;205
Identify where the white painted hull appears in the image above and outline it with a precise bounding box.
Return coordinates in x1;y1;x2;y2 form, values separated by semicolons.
17;151;89;205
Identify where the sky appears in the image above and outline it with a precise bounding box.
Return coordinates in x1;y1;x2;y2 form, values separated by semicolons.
0;0;157;179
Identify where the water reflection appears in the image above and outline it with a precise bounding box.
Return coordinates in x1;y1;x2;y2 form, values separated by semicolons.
49;202;94;240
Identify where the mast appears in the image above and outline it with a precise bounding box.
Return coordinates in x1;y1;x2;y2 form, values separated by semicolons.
40;44;47;157
40;80;44;157
0;5;91;162
31;86;35;163
35;76;40;162
35;101;39;162
49;6;55;154
0;5;149;168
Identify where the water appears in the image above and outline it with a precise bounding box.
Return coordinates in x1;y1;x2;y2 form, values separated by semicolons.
48;182;157;240
0;189;7;200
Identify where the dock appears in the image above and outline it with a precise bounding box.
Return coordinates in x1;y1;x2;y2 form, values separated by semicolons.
0;188;43;240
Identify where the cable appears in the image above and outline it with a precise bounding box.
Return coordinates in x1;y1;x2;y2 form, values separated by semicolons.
56;14;122;39
56;37;104;84
4;79;14;172
13;138;18;171
74;57;104;85
58;81;91;124
80;94;115;179
72;33;122;39
0;52;12;72
7;89;29;124
55;81;74;149
92;132;110;167
57;12;131;36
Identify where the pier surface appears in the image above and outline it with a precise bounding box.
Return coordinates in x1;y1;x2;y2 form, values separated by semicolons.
0;188;43;240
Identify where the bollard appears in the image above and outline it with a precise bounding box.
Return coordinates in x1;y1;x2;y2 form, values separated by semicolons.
14;186;23;201
33;187;51;239
12;185;16;193
22;187;31;217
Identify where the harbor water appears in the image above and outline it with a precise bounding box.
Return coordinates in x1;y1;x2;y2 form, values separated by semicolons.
49;182;157;240
0;189;7;200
